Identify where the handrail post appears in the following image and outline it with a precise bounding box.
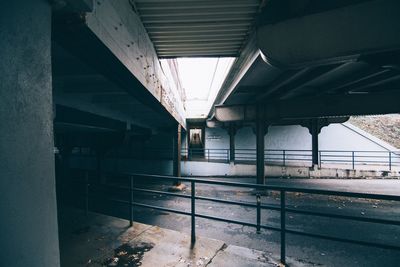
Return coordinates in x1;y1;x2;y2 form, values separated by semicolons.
191;181;196;244
389;151;392;171
129;176;133;227
227;149;229;163
280;190;286;266
256;194;261;234
208;149;210;162
85;170;89;216
283;150;286;167
352;151;355;170
318;151;321;168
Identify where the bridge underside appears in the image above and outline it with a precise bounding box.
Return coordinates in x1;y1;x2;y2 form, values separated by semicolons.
210;0;400;184
1;0;400;266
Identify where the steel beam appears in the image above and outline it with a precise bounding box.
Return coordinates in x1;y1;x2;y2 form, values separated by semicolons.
206;119;224;128
209;34;260;113
215;92;400;122
136;0;259;11
144;21;252;29
257;0;400;68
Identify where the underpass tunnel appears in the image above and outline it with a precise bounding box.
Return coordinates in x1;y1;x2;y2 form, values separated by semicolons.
2;1;400;266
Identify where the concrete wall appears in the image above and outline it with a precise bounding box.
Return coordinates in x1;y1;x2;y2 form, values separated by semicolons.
203;123;397;151
320;123;397;151
204;127;230;150
235;125;312;150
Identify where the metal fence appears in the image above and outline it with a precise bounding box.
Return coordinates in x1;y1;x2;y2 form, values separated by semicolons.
319;150;400;170
73;170;400;266
71;147;400;170
181;148;400;170
181;148;230;162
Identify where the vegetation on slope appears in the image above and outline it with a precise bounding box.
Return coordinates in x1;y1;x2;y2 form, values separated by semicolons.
348;114;400;149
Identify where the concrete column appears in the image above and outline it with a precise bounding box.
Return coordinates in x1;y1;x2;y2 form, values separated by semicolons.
0;1;60;267
59;145;72;204
96;150;106;184
256;106;265;185
228;125;236;162
173;124;182;183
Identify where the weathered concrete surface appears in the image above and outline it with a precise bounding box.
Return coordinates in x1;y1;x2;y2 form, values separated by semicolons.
134;225;223;267
85;0;186;127
208;245;278;267
59;208;152;266
60;208;297;267
208;245;308;267
0;1;60;266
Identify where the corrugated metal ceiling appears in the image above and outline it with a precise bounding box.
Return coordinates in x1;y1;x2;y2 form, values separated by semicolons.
133;0;261;58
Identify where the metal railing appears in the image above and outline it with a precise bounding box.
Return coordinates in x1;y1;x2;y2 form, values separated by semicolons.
181;148;230;163
181;148;400;170
71;147;400;170
235;149;313;166
319;150;400;170
74;169;400;266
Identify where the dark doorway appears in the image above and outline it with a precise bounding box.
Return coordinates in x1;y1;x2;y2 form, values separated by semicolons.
189;127;204;159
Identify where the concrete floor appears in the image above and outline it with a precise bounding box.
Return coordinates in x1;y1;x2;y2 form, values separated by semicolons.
79;178;400;267
59;208;301;267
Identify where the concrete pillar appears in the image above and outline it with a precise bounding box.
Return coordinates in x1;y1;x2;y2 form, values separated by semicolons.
59;145;72;205
0;1;60;266
256;106;266;184
228;125;236;162
173;124;182;184
96;150;106;184
311;119;320;166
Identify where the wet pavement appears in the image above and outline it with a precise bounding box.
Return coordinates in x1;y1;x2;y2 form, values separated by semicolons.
63;177;400;266
59;208;293;267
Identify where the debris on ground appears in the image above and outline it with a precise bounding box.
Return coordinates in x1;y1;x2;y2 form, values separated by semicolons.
103;242;154;267
169;183;187;192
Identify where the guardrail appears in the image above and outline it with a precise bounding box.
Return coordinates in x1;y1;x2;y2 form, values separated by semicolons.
71;148;400;171
72;170;400;266
181;148;400;170
319;150;400;170
181;148;230;163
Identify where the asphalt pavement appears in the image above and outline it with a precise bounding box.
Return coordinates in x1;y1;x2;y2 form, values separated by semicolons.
67;177;400;266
